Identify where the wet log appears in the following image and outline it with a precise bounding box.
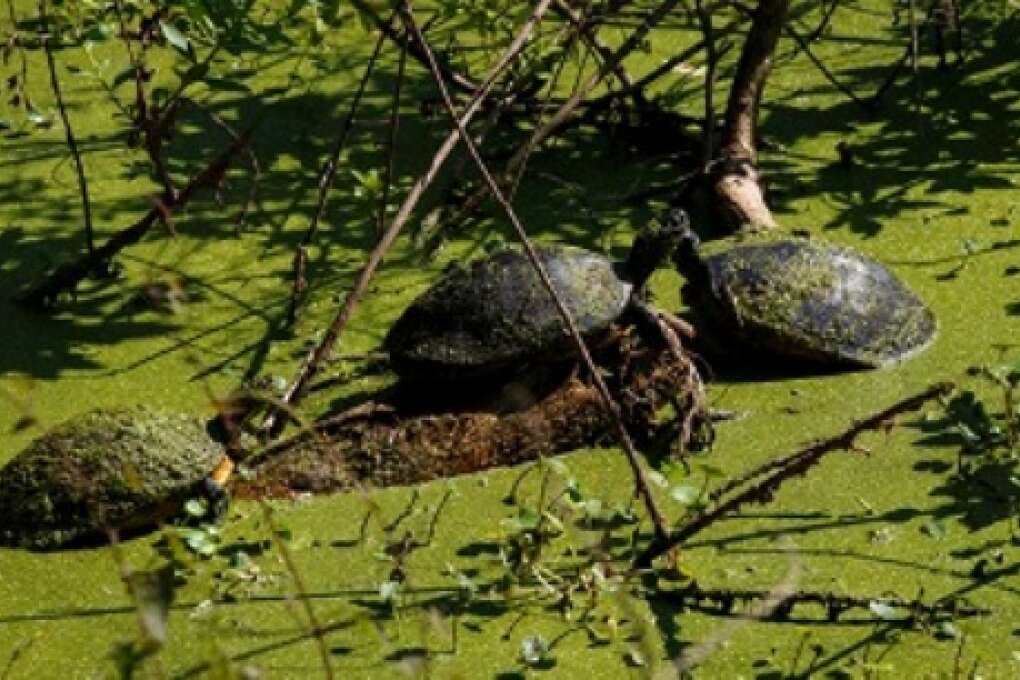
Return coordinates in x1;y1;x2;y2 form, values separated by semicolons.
232;341;707;498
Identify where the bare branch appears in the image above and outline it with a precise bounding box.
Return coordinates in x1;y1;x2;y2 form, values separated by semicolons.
262;0;557;435
286;15;391;326
39;0;94;257
20;124;257;307
636;382;954;567
400;2;672;543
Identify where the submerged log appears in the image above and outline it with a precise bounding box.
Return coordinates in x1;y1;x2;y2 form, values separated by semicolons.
232;339;708;498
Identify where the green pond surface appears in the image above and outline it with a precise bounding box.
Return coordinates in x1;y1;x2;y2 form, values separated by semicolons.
2;1;1020;677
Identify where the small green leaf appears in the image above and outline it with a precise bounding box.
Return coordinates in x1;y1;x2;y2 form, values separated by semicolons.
565;479;583;503
868;601;898;620
544;457;569;477
934;621;960;640
670;485;702;506
85;23;114;41
921;519;947;540
515;508;541;531
379;580;401;602
159;20;191;55
695;463;726;478
229;550;252;570
26;107;51;129
182;528;217;557
624;647;645;667
520;634;549;666
183;498;208;519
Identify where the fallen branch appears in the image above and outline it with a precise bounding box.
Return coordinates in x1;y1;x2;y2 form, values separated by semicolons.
234;343;701;497
635;382;954;568
401;2;673;542
651;582;991;622
19;123;257;308
39;0;94;257
262;0;556;435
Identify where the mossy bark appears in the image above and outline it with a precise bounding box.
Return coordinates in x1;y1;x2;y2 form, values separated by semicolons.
233;342;707;498
712;0;790;233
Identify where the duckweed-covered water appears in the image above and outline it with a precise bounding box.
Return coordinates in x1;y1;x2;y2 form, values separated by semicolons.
2;2;1019;677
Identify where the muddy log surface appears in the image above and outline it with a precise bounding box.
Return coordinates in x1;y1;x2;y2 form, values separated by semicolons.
232;339;707;498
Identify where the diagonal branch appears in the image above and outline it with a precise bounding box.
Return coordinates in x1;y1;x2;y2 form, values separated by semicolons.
261;0;557;436
400;1;672;542
19;123;257;308
286;14;392;327
635;382;954;567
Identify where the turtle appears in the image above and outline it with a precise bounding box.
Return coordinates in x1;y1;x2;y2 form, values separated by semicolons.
383;221;689;387
669;210;937;367
0;407;232;550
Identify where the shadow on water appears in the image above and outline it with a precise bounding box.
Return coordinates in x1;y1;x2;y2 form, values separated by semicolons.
761;16;1020;236
0;51;684;384
4;8;1018;384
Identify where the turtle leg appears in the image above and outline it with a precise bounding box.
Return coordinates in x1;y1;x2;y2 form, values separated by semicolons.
192;456;233;524
627;298;713;458
657;309;697;341
628;298;688;359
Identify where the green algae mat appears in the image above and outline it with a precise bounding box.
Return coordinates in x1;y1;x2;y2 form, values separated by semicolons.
2;1;1020;677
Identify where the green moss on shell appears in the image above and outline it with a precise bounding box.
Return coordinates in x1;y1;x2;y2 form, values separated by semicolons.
0;408;222;550
692;235;937;366
385;246;633;380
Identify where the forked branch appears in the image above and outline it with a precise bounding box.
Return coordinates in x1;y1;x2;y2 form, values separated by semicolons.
636;382;954;567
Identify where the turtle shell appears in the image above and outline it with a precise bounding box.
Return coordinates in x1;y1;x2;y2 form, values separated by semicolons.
385;246;633;381
0;408;223;550
690;238;936;367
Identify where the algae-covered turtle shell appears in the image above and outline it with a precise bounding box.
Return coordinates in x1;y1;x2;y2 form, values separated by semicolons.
678;236;937;367
385;246;634;382
0;408;223;550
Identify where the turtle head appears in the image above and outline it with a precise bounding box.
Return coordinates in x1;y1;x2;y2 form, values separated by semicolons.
666;209;703;280
626;208;693;290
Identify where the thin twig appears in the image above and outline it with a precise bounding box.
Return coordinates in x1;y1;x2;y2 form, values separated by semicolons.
783;20;874;112
800;0;839;44
551;0;639;100
20;123;257;307
585;20;739;113
378;28;408;237
443;0;691;226
260;504;334;679
401;2;671;542
675;552;802;672
653;582;991;621
39;0;94;257
636;382;954;567
349;0;478;94
285;16;391;327
261;0;557;436
191;102;262;227
696;0;719;167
